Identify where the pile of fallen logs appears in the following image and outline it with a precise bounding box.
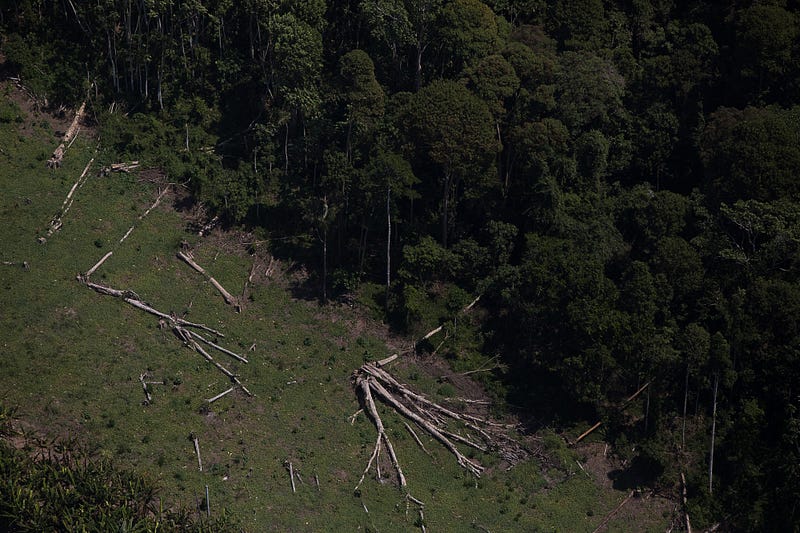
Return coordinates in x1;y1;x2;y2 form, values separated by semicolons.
352;359;527;499
78;275;252;398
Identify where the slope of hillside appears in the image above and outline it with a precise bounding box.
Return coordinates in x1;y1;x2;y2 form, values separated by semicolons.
0;88;673;532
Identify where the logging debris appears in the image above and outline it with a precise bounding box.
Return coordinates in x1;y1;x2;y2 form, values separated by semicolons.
285;461;296;493
1;261;30;270
416;294;480;350
77;277;252;396
352;361;527;496
206;387;235;404
139;373;153;405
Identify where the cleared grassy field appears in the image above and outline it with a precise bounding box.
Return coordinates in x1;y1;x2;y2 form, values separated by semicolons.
0;91;673;532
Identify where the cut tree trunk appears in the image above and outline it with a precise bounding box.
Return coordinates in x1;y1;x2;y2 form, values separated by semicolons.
47;102;86;168
45;156;95;238
591;490;635;533
177;251;240;311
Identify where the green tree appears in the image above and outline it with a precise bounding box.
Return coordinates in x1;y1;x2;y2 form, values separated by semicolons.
734;4;799;104
437;0;501;76
700;106;800;202
404;80;499;247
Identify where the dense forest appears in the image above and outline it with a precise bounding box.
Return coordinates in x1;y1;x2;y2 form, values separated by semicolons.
2;0;799;530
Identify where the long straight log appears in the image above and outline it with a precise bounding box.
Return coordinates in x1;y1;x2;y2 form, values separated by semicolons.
288;461;296;493
681;472;693;533
575;421;603;445
574;382;653;445
359;377;407;488
206;387;235;404
47;157;94;236
177;251;240;309
621;381;651;408
368;377;483;477
193;435;203;472
47;102;85;168
591;490;635;533
139;374;152;404
81;278;225;336
417;295;481;344
85;251;113;279
119;185;170;244
187;336;253;397
187;330;248;363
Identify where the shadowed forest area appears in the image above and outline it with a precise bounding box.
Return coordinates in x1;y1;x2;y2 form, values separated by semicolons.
2;0;800;530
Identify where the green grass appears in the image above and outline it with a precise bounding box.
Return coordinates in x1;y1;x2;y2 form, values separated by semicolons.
0;95;672;531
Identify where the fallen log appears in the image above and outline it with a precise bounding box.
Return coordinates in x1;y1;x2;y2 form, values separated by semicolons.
206;387;235;404
177;251;240;311
193;433;203;472
80;278;224;337
286;461;296;493
119;186;170;244
79;277;253;396
85;251;113;279
139;373;152;404
186;329;248;363
416;294;481;349
681;472;693;533
45;157;95;238
573;381;652;446
591;490;635;533
47;102;85;168
180;330;253;397
103;161;140;174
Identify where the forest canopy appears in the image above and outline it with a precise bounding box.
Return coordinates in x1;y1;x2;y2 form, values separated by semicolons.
2;0;800;529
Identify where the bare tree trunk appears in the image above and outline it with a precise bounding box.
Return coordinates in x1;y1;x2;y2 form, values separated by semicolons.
709;372;719;495
682;363;689;449
441;174;450;248
415;44;423;91
322;228;328;302
386;186;391;306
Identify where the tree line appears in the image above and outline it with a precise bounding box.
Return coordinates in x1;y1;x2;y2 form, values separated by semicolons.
3;0;800;529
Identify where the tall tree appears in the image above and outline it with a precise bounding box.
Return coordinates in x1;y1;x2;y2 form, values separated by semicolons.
404;80;499;247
